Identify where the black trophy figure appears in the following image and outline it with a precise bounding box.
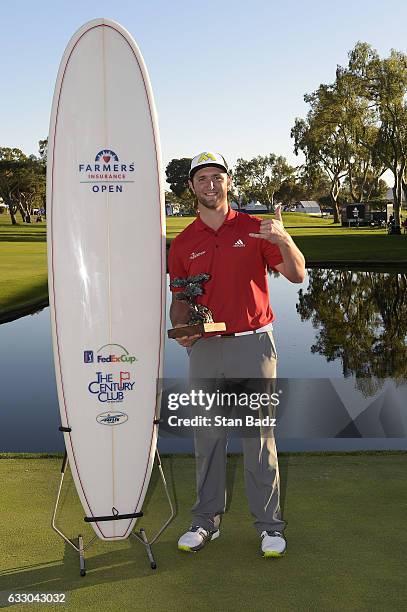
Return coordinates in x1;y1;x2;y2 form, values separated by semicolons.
168;273;226;338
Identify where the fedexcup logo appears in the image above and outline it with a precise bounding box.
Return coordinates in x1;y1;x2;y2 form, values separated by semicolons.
84;344;137;364
78;149;135;193
96;411;128;426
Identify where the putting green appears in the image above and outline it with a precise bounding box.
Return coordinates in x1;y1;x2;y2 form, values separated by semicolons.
0;453;406;611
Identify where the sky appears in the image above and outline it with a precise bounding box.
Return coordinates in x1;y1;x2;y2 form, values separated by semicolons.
1;0;407;186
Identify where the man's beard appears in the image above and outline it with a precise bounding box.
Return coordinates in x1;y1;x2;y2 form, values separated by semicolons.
198;198;218;209
196;193;225;209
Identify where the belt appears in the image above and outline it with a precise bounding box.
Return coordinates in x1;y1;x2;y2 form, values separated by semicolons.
217;322;273;338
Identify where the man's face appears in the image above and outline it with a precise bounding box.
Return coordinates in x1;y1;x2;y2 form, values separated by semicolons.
189;166;230;210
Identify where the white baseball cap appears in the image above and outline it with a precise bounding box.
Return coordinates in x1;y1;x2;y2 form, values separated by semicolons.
189;152;228;179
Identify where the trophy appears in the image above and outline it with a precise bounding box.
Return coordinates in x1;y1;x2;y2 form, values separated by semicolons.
167;273;226;339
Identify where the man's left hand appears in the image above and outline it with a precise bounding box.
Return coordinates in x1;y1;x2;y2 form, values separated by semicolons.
249;204;289;245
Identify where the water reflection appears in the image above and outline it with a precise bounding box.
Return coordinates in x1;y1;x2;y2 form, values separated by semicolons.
1;269;406;452
297;270;407;396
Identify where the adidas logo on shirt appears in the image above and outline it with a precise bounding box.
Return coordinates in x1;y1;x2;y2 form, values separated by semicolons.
233;239;246;248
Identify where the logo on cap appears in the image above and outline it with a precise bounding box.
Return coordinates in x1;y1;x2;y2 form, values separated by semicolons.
197;152;217;163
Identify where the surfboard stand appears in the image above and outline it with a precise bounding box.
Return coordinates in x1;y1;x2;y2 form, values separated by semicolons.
130;449;175;569
52;449;175;575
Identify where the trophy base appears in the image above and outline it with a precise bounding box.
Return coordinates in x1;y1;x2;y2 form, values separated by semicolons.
167;322;226;339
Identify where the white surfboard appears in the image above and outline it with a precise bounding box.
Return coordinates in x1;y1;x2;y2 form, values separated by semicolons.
47;18;165;540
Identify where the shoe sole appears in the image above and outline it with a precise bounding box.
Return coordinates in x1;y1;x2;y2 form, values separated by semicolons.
178;530;220;553
263;550;285;558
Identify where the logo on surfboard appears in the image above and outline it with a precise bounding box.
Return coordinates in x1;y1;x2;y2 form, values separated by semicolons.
96;411;129;426
88;371;135;404
84;350;94;363
84;344;137;364
95;149;119;164
78;149;135;193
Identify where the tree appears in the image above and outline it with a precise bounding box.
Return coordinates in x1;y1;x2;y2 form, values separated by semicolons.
343;42;407;229
165;158;191;197
165;188;195;215
291;111;347;223
165;157;196;213
332;68;386;204
342;173;388;202
291;83;359;222
274;165;332;206
38;139;47;165
0;146;46;224
18;164;46;220
0;148;29;224
233;154;294;211
292;51;391;221
275;176;307;206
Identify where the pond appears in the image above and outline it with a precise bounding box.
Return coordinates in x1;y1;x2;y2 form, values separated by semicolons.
1;270;406;452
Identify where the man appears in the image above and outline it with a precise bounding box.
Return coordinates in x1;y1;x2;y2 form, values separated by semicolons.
168;152;305;557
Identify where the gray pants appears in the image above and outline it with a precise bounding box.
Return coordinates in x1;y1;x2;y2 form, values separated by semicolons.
188;332;285;535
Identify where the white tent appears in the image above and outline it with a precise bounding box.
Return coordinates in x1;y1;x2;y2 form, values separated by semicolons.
294;201;321;214
242;200;269;213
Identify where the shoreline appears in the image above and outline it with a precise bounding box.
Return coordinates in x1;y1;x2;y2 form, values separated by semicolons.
1;260;406;324
0;297;49;325
2;450;407;458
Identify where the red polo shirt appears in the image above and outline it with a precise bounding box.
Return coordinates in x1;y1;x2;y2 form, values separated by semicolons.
168;208;283;334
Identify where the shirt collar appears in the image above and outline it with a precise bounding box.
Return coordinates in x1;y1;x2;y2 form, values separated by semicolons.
195;207;238;232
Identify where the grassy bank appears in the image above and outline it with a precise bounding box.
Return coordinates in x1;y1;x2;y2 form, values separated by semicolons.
1;214;406;319
0;454;406;611
0;220;47;320
166;213;407;262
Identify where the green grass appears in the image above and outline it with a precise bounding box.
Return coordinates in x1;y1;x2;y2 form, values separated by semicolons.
0;220;47;319
1;213;407;319
166;213;407;263
165;212;336;240
0;454;406;611
0;220;47;243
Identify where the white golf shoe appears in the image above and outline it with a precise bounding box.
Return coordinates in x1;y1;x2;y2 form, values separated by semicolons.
178;525;220;552
260;530;286;557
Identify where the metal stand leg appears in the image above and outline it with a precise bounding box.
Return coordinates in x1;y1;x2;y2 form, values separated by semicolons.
139;528;157;570
131;449;176;569
79;535;86;577
52;452;97;577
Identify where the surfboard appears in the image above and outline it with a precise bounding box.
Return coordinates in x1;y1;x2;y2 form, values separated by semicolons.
47;18;165;540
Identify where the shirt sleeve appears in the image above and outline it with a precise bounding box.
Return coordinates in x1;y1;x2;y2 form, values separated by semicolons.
261;240;284;270
168;239;187;293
